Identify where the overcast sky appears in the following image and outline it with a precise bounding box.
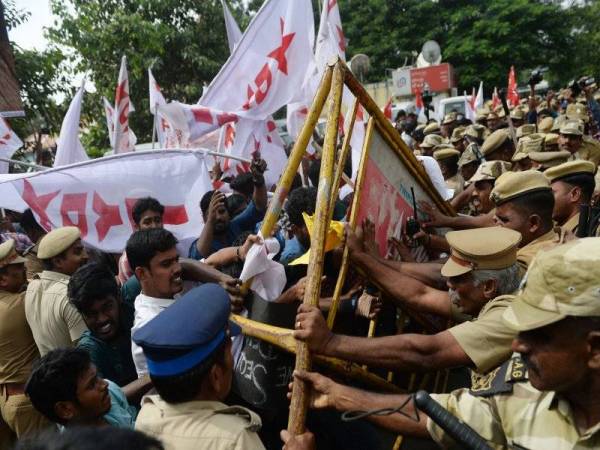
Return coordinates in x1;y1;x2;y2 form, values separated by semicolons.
8;0;54;50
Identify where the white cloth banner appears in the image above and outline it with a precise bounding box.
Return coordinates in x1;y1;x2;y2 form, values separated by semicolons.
0;151;212;253
148;68;188;149
0;117;23;174
54;82;90;167
466;81;483;122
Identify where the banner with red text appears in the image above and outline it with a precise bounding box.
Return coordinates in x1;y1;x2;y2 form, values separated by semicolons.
0;151;212;253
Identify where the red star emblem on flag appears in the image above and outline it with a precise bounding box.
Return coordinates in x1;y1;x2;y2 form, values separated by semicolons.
267;18;296;75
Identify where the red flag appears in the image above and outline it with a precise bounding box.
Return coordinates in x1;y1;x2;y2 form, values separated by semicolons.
507;66;519;107
492;87;501;111
383;98;393;121
414;87;423;113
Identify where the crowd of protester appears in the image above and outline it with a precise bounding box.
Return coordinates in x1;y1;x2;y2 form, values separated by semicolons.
1;77;600;450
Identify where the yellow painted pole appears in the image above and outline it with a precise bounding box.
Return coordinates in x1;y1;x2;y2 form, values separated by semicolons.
236;66;333;294
326;118;375;329
230;314;403;394
288;60;345;435
258;66;333;239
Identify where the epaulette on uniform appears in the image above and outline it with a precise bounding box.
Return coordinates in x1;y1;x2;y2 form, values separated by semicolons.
469;355;528;397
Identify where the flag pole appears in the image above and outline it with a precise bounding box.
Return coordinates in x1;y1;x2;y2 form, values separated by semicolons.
151;103;158;149
0;157;48;171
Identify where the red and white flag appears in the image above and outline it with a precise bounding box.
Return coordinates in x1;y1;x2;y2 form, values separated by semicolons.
0;150;212;253
148;68;188;148
0;117;23;174
103;97;137;151
221;0;243;53
161;0;314;143
315;0;346;71
383;98;393;121
491;87;501;111
54;81;89;167
350;105;367;181
507;66;519;107
113;56;135;153
466;81;483;122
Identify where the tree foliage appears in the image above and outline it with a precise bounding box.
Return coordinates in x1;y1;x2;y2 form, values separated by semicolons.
342;0;592;93
47;0;251;153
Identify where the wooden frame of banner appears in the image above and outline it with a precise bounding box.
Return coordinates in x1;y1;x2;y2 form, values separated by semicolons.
230;57;455;436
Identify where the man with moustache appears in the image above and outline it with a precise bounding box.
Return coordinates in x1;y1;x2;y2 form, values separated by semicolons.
295;238;600;449
126;229;185;378
295;227;523;376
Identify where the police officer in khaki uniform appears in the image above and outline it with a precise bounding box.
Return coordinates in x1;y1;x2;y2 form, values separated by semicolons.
559;120;600;167
294;238;600;449
480;128;514;163
433;147;462;194
134;284;265;450
295;227;523;377
545;160;597;234
25;226;88;356
490;170;559;274
0;240;49;449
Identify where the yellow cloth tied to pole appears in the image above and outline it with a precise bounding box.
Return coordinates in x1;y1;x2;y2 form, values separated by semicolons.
289;212;345;266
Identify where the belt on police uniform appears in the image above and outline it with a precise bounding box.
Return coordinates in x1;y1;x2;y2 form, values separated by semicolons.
1;382;26;397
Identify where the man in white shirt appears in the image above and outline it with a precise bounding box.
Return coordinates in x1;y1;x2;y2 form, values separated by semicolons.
126;228;184;377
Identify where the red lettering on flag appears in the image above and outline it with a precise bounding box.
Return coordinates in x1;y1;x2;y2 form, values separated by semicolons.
60;193;88;237
192;107;213;124
216;112;238;126
93;192;123;242
254;64;273;105
22;179;60;231
327;0;337;13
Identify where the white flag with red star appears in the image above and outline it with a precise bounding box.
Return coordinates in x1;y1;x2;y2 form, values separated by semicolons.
162;0;314;142
0;117;23;173
113;56;135;153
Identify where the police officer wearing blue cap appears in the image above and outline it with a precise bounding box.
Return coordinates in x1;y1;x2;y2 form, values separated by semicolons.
132;283;265;450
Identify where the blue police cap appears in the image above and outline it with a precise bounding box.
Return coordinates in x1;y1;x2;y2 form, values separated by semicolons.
132;283;241;377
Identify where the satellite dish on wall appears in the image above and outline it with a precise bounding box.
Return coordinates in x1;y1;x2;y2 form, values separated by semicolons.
416;40;442;68
350;53;370;81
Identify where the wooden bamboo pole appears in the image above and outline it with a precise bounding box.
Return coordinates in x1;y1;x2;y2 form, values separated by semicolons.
326;118;375;329
257;66;333;239
230;314;404;394
288;60;345;434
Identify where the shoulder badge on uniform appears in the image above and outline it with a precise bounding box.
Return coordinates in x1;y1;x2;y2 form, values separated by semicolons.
216;405;262;432
470;355;527;397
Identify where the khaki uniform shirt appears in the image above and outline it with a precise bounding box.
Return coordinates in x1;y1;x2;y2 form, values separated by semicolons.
135;396;265;450
561;213;580;235
24;271;87;356
23;243;43;280
516;230;558;276
449;295;516;374
578;137;600;167
429;356;600;449
0;291;39;384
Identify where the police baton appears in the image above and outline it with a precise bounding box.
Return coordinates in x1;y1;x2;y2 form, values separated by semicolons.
498;88;519;151
414;390;492;450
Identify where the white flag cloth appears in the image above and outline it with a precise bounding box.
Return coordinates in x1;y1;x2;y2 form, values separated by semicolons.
148;68;187;148
240;232;286;301
0;117;23;173
0;150;212;253
315;0;346;70
466;81;483;122
113;56;135;153
103;96;136;150
54;82;89;167
163;0;314;142
222;0;242;53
